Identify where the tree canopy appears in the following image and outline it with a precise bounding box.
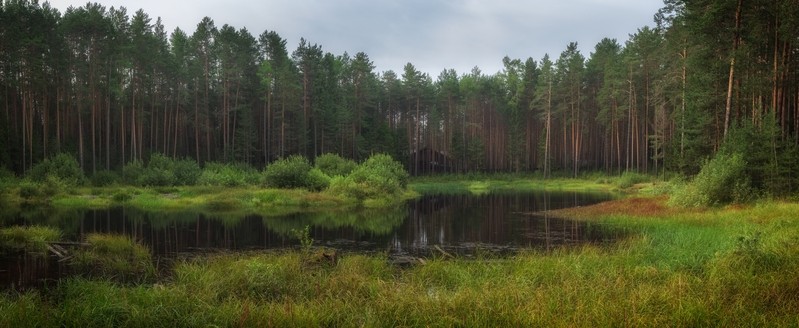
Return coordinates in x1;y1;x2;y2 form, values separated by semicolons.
2;0;798;191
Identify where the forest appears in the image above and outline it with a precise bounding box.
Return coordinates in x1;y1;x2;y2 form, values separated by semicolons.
2;0;799;186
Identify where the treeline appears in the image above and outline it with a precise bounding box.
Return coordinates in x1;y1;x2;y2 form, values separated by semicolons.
1;0;798;179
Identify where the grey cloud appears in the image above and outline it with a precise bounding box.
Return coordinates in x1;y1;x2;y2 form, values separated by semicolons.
47;0;663;76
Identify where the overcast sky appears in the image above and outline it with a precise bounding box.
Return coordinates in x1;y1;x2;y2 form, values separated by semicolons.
46;0;664;76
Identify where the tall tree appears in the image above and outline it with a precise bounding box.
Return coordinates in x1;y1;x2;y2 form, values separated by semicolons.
190;17;217;163
533;55;555;177
554;43;585;177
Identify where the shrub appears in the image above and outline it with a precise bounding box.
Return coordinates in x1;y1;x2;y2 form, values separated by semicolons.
173;158;202;185
0;169;14;200
122;160;145;185
670;152;750;207
358;153;409;188
120;154;201;186
0;167;16;185
263;155;314;189
91;170;120;187
199;162;260;187
41;175;68;197
18;180;40;199
306;168;331;191
136;153;176;186
314;153;357;177
616;171;650;189
27;153;86;186
329;154;409;201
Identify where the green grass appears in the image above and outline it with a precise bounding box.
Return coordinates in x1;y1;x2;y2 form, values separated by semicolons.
410;173;620;195
0;225;61;253
70;233;155;283
11;185;409;215
2;176;799;326
2;199;799;326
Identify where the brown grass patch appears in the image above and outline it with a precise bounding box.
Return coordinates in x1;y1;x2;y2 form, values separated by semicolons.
546;196;690;219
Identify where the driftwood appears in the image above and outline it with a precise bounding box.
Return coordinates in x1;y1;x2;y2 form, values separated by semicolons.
433;245;455;259
46;244;67;258
45;241;87;261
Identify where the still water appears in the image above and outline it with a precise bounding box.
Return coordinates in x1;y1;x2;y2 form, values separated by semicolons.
2;191;618;287
5;191;616;256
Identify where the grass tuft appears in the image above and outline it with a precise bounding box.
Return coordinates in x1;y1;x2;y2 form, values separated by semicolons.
71;233;155;283
0;225;61;253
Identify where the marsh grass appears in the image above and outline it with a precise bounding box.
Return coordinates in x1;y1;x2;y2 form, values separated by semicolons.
71;234;155;283
39;186;353;216
0;225;61;254
410;173;617;195
3;191;799;326
4;225;799;327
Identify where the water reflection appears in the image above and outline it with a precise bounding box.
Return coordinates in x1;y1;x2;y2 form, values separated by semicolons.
2;191;621;287
394;191;614;255
2;191;615;257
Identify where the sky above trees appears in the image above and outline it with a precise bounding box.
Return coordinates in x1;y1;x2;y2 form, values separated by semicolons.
46;0;663;75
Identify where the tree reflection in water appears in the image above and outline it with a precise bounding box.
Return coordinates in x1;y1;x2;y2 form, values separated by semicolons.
4;191;616;258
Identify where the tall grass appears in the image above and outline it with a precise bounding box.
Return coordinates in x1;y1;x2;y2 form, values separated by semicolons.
71;233;155;283
3;199;799;326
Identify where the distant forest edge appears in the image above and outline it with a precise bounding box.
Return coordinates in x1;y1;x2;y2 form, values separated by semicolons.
2;0;798;181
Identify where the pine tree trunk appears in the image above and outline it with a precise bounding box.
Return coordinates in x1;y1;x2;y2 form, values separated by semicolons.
724;0;743;138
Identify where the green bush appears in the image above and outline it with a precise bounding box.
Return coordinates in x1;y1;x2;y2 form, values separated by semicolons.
616;171;650;189
315;153;357;177
0;167;16;185
0;169;15;201
41;175;68;197
120;154;201;186
137;153;176;186
306;168;331;191
718;118;799;196
91;170;120;187
173;158;202;185
26;153;86;186
122;160;145;185
670;152;750;207
329;154;409;201
358;153;409;188
263;155;314;189
18;180;40;199
199;162;260;187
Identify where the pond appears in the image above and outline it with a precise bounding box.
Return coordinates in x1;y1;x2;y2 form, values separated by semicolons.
2;190;619;287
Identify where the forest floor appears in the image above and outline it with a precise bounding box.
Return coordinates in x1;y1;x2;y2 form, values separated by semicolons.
2;180;799;326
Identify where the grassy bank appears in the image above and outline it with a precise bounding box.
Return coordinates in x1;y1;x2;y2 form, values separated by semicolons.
408;171;645;194
2;197;798;326
2;172;630;216
0;185;418;217
1;152;417;214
